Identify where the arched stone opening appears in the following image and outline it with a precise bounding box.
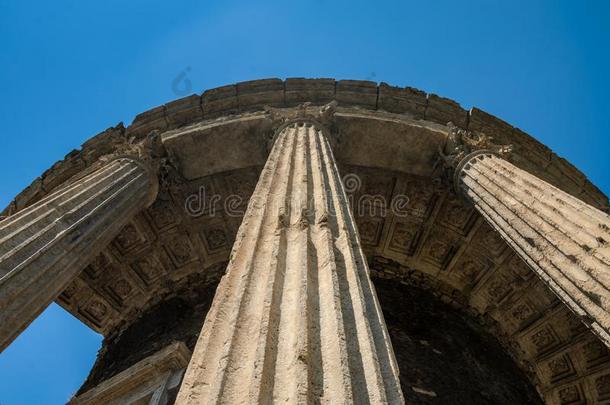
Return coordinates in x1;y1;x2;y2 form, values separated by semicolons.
374;277;542;404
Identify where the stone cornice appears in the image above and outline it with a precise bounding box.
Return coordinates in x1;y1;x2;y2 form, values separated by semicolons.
3;78;606;219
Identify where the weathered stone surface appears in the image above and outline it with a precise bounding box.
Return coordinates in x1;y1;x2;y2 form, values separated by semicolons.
126;105;168;139
0;157;157;351
44;97;608;404
201;84;238;117
468;106;514;143
176;121;403;404
336;79;378;108
236;78;284;110
426;94;468;128
1;124;127;218
378;82;427;118
285;77;335;105
81;125;127;165
13;176;44;211
6;79;607;218
456;152;610;347
165;94;204;128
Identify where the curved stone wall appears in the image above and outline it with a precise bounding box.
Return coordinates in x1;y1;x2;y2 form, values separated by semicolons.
3;78;607;217
4;78;610;404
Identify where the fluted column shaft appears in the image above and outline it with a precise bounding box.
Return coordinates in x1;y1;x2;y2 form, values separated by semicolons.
176;122;403;404
0;157;157;352
456;151;610;345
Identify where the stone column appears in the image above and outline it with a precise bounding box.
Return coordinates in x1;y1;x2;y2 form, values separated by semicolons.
176;121;403;404
455;150;610;345
0;156;157;352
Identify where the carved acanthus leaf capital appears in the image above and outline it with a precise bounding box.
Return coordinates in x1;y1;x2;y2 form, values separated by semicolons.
436;122;513;192
439;122;513;168
265;101;337;129
264;101;338;150
98;130;167;176
91;130;169;207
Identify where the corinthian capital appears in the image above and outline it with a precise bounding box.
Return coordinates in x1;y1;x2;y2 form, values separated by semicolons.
437;122;513;192
265;101;337;128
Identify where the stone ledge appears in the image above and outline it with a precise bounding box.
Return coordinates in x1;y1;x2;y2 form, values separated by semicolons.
426;93;468;128
285;77;335;105
165;94;204;128
336;79;378;108
202;84;238;117
378;82;427;119
236;78;284;111
125;105;168;139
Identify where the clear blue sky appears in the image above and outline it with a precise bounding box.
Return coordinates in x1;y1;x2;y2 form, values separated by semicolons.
1;1;609;403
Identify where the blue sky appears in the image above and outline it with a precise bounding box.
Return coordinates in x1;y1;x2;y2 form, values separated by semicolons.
1;1;609;403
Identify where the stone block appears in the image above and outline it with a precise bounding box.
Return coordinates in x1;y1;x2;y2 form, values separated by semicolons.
520;151;552;176
126;105;168;139
236;78;284;111
468;107;514;144
551;154;587;187
285;78;335;105
42;153;86;192
81;125;126;164
378;83;427;118
0;200;16;217
426;94;468;128
544;163;580;195
14;177;43;210
512;128;551;159
165;94;203;128
581;181;610;211
81;125;123;150
335;80;377;109
202;84;238;117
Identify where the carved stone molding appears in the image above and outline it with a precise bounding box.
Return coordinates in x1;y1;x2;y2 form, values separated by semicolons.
437;122;513;193
263;101;338;151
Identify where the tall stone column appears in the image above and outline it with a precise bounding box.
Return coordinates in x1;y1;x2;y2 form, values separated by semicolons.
454;150;610;346
0;156;158;352
176;120;403;404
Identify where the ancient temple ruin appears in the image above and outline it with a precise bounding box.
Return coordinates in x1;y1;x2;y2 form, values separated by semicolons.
1;78;609;404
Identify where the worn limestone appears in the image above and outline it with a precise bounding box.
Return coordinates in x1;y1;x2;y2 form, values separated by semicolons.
176;120;403;404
